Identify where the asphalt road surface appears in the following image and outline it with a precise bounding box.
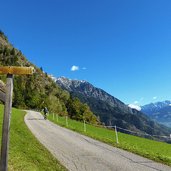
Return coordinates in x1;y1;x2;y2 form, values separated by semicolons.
25;111;171;171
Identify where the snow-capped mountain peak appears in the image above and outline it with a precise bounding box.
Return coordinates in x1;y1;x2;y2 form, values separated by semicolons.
141;100;171;128
128;104;141;111
141;100;171;111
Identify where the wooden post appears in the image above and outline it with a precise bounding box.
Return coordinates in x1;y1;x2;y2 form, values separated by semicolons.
56;114;58;122
66;116;68;127
0;74;13;171
84;120;86;132
115;125;119;144
0;66;34;171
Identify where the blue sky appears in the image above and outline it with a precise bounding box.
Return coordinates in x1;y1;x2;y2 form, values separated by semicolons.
0;0;171;106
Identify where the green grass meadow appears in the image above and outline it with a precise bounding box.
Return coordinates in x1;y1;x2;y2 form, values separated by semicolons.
48;113;171;166
0;105;67;171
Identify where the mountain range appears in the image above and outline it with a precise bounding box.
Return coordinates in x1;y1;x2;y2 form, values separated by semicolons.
141;101;171;128
56;77;171;137
1;30;171;140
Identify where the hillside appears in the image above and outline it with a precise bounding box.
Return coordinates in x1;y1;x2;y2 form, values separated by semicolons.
56;77;171;137
141;101;171;127
0;30;98;124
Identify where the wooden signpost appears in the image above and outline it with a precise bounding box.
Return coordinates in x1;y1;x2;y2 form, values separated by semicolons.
0;66;34;171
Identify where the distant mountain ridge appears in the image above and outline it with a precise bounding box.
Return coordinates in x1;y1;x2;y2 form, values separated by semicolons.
56;77;171;136
142;100;171;113
141;101;171;128
57;77;127;109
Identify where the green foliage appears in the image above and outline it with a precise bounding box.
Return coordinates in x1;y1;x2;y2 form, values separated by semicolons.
47;95;63;114
13;77;26;108
82;104;97;124
66;97;98;124
10;48;15;55
0;46;19;66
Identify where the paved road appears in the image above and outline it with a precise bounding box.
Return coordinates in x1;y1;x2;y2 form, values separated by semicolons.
25;111;171;171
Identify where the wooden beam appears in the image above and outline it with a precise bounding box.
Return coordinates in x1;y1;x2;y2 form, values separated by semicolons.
0;66;34;75
0;89;5;103
0;74;13;171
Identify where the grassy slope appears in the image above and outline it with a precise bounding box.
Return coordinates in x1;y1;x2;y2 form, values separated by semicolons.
48;113;171;166
0;105;67;171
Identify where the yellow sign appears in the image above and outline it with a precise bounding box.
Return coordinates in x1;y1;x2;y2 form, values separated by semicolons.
0;66;34;75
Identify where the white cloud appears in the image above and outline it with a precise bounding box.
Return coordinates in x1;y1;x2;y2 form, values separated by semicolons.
128;104;141;111
153;96;157;100
71;65;79;71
